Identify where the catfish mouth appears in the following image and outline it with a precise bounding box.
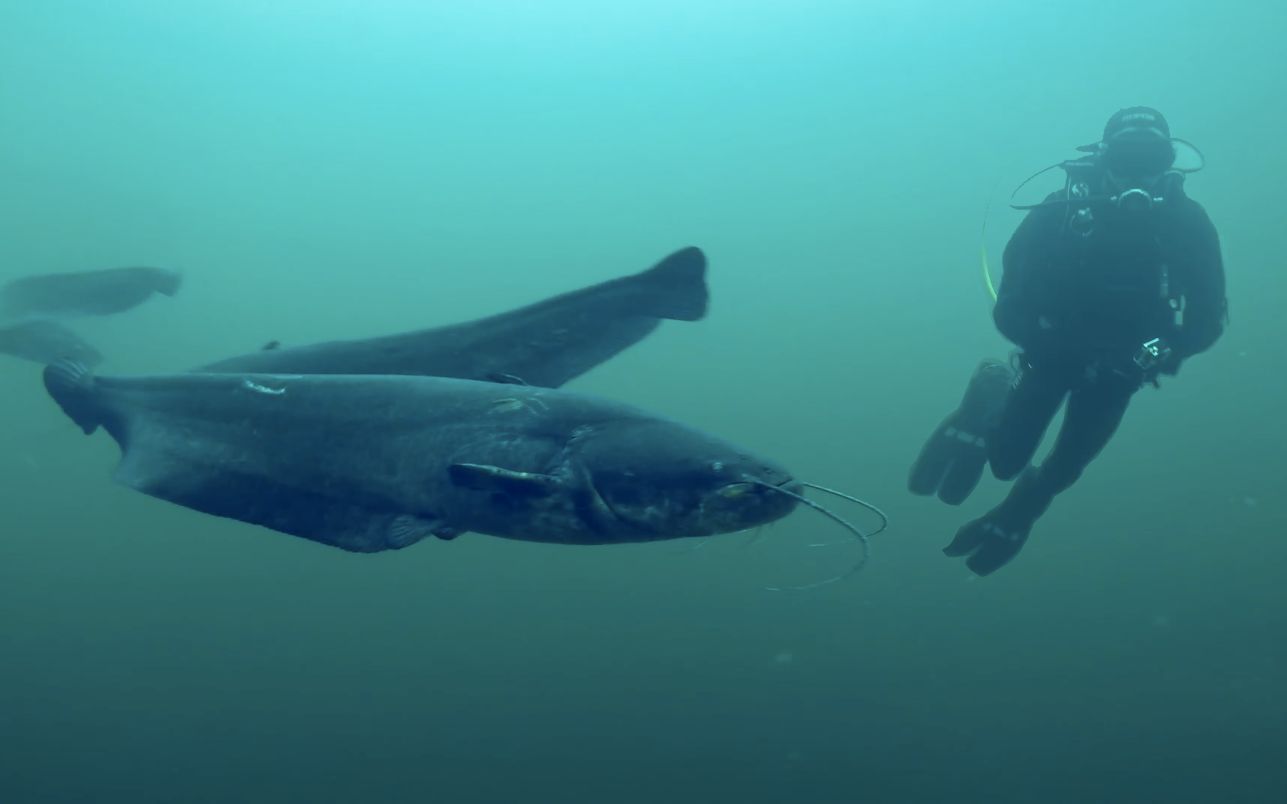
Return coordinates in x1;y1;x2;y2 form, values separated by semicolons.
715;476;800;499
594;462;888;588
721;475;802;498
705;475;801;531
774;477;803;494
586;473;801;538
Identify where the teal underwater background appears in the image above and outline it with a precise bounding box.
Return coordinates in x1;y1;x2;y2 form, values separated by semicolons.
2;2;1284;802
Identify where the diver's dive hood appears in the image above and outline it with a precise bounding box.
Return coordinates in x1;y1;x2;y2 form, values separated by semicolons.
979;110;1207;299
1008;108;1205;233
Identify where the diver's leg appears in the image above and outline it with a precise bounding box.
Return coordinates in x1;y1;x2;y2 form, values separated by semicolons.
1033;371;1137;494
908;359;1014;505
945;372;1137;575
987;358;1070;481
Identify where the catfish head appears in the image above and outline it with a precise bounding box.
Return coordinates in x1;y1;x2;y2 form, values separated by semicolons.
447;418;800;544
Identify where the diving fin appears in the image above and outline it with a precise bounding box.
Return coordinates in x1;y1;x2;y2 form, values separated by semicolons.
943;467;1053;575
908;359;1013;505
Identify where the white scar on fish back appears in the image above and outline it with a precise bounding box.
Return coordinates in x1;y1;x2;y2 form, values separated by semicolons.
242;379;286;396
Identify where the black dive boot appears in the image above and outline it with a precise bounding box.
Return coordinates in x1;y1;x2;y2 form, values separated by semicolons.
908;359;1014;505
943;467;1053;575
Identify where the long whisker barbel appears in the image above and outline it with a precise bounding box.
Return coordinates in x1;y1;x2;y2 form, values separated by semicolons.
797;482;889;537
748;481;870;592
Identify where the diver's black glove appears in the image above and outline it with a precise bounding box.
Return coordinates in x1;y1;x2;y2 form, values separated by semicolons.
1134;337;1171;370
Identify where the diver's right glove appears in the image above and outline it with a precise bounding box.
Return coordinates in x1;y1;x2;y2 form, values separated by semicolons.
1103;337;1174;387
1133;337;1174;385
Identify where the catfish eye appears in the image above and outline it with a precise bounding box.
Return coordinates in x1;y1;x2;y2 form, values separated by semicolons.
711;461;725;472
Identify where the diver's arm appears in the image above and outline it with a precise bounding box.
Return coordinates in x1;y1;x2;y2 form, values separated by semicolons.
1170;205;1227;364
993;206;1056;350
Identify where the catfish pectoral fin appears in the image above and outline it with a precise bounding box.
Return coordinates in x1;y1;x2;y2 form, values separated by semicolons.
43;360;104;435
447;463;562;497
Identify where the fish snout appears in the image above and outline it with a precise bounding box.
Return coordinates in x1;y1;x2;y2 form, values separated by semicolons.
706;475;799;532
774;476;804;496
757;463;800;495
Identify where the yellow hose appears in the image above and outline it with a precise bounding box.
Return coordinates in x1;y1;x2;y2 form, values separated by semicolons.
980;189;1000;303
981;243;998;302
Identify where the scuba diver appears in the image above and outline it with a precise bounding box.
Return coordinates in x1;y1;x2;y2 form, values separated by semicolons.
908;106;1227;575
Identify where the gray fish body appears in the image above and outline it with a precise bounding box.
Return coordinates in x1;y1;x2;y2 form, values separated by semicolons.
44;364;796;552
0;266;181;320
0;320;103;366
199;247;708;388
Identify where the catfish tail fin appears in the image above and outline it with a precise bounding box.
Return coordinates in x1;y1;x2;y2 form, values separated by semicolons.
632;246;709;321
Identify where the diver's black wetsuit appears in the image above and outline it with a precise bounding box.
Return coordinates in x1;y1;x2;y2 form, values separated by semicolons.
909;171;1227;575
990;179;1226;494
911;107;1229;575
